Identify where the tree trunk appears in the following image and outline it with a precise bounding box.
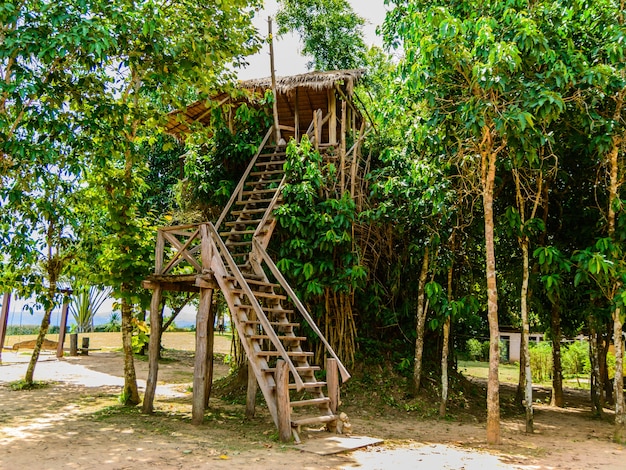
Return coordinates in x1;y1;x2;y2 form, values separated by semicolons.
24;282;57;384
520;237;533;433
120;290;140;405
589;320;603;418
413;246;430;393
482;135;501;445
516;326;526;408
550;302;564;407
440;264;453;418
613;307;625;442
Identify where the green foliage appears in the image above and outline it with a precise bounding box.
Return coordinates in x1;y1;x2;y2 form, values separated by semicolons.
276;0;366;70
529;342;553;383
131;319;150;355
466;338;483;361
275;136;365;300
562;341;590;377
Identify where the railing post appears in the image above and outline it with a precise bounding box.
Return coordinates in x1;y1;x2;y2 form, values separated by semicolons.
155;230;165;274
276;359;292;442
326;357;340;414
56;292;71;359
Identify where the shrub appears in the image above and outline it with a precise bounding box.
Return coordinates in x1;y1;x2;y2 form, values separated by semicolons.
529;341;553;383
562;341;590;377
466;338;483;361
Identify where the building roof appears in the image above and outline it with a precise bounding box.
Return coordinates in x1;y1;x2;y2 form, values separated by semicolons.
165;69;364;138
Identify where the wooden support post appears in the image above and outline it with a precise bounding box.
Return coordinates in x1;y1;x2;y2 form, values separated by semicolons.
56;293;70;359
155;230;165;274
70;333;78;356
81;337;90;355
295;88;300;142
246;361;258;418
328;89;337;145
142;284;163;414
326;357;340;414
204;299;216;407
268;17;281;144
340;100;347;194
192;287;213;425
313;110;319;151
0;292;10;363
276;359;292;442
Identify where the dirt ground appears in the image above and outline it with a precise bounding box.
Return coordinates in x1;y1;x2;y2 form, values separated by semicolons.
1;335;625;469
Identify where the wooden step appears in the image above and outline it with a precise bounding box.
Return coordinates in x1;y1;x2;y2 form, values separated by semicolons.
249;335;307;342
290;397;331;407
224;277;280;289
224;240;252;247
232;289;286;300
234;197;274;205
221;229;257;237
242;320;299;328
292;415;337;427
250;170;284;177
255;350;314;357
225;219;263;227
253;160;286;167
238;306;294;314
261;365;320;373
245;178;283;187
231;208;272;216
258;152;287;158
242;188;279;196
288;381;326;390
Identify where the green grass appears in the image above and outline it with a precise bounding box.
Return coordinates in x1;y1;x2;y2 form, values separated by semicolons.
458;360;592;390
458;360;520;384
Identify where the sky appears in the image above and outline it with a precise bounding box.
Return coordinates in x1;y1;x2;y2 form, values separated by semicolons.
1;1;392;331
238;0;390;79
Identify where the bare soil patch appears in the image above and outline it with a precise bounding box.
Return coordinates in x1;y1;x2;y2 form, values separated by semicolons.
1;333;624;469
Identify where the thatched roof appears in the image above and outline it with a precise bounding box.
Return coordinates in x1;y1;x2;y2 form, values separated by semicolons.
166;69;364;138
240;69;364;95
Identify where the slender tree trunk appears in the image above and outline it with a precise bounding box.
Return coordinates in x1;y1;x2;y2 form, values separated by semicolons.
120;289;140;405
589;320;604;418
413;246;430;393
550;302;564;407
440;264;453;417
520;237;533;432
613;307;625;442
25;280;57;384
516;327;527;408
481;135;501;445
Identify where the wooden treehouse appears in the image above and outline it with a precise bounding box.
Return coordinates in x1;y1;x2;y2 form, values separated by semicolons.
141;70;366;442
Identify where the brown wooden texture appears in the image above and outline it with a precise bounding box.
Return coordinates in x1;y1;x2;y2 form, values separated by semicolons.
276;359;292;442
192;287;213;424
142;284;163;414
326;357;339;414
246;361;257;419
56;294;70;359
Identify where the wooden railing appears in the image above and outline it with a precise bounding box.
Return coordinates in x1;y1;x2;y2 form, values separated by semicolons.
155;224;203;275
252;238;351;384
204;222;305;393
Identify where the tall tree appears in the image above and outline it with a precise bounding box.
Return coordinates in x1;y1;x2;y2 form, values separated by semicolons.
276;0;367;70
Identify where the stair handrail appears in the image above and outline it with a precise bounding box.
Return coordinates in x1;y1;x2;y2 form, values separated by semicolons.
204;222;305;392
215;126;274;232
252;238;351;384
252;174;287;241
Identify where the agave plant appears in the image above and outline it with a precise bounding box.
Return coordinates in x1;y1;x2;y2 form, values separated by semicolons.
69;285;112;332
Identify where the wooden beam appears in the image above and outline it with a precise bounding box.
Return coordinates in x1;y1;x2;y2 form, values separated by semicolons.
56;294;71;359
142;284;163;414
326;357;339;414
246;361;258;418
204;298;216;407
276;359;292;442
328;89;337;145
192;287;213;424
142;280;199;293
295;88;300;142
0;292;10;362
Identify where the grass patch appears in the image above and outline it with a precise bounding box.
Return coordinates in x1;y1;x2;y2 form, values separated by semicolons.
458;360;520;384
9;379;50;391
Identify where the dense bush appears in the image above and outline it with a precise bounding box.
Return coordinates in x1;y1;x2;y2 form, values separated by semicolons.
466;338;483;360
562;341;590;377
529;341;553;382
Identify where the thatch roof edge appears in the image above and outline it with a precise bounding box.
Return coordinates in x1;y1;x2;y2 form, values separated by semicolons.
240;69;365;94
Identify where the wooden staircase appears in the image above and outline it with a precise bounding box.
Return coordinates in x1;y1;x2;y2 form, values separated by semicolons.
203;127;350;441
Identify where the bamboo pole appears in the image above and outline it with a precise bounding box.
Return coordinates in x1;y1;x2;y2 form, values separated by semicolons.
340;100;347;194
276;359;292;442
268;17;281;144
326;357;339;414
